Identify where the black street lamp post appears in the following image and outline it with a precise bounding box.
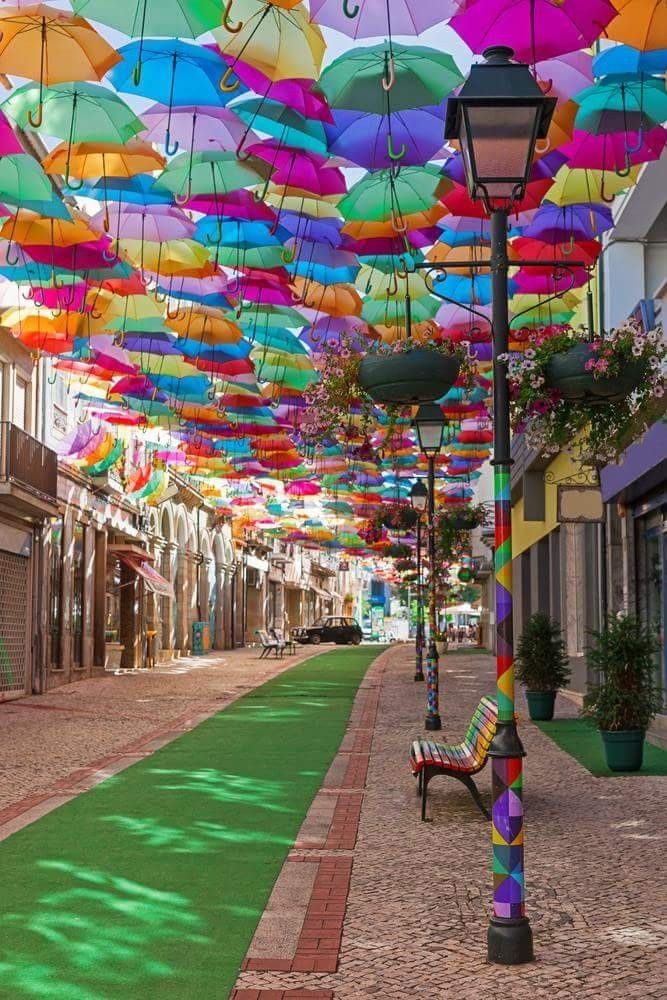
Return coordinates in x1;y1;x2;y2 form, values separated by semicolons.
410;479;428;682
444;46;557;966
414;404;446;731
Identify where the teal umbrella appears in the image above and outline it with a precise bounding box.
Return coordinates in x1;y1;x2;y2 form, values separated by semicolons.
574;79;667;134
231;97;328;155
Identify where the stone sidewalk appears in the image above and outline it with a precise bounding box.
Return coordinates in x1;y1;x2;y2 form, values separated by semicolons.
0;644;320;818
233;646;665;1000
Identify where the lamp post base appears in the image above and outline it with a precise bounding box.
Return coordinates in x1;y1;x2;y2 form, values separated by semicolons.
424;712;441;731
487;916;534;965
414;670;424;682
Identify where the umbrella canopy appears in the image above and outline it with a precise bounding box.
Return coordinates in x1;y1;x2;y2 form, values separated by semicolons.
154;150;268;199
2;81;144;143
42;140;165;182
340;166;448;222
318;43;463;114
573;78;667;134
324;104;447;170
309;0;456;38
592;43;667;78
606;0;667;51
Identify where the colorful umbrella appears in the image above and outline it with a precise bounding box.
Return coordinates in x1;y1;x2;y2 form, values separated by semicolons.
2;81;144;144
606;0;667;51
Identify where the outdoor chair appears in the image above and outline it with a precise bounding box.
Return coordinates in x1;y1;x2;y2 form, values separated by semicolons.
255;629;285;659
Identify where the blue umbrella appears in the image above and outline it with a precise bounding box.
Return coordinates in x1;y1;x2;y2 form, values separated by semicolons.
593;45;667;80
324;103;447;169
288;259;360;285
73;175;173;206
109;40;245;152
193;217;289;248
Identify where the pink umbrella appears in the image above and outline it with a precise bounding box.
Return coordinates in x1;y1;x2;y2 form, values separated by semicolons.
0;110;23;154
22;239;121;271
450;0;617;62
183;190;277;223
94;203;196;243
560;127;667;171
215;50;334;123
139;104;252;153
245;141;347;196
285;479;321;496
513;267;590;293
534;51;593;103
309;0;458;38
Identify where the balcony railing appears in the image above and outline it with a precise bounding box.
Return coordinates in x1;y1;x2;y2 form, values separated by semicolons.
0;421;58;501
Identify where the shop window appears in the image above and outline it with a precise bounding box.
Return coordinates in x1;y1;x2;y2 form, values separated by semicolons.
48;518;63;668
636;508;666;703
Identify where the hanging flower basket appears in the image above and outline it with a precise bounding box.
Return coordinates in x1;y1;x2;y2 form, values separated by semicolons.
359;348;461;404
383;542;412;559
382;506;418;531
503;321;665;466
545;342;646;404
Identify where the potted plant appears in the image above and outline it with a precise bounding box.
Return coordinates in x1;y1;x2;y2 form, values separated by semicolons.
378;501;418;532
583;614;662;772
358;344;463;404
502;319;665;467
515;612;571;721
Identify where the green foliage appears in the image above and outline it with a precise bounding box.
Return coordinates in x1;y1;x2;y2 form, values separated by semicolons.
583;614;662;732
515;612;571;691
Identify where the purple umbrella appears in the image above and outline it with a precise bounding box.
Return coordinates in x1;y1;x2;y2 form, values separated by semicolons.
309;0;458;39
140;104;250;152
93;203;196;242
279;212;344;246
442;150;565;186
324;104;448;170
533;51;593;104
523;202;614;244
449;0;617;63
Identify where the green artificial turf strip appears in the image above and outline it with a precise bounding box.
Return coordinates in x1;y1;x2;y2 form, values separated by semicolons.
534;717;667;777
0;646;386;1000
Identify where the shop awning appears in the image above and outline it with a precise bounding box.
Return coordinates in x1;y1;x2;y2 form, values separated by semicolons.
117;553;174;598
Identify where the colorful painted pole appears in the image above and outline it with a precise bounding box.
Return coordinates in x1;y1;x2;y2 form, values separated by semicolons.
488;208;533;964
415;515;425;682
425;453;441;730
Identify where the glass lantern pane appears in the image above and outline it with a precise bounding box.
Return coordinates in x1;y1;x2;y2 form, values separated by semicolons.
462;105;539;197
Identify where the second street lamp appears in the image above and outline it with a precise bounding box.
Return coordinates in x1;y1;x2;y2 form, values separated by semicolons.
410;479;428;682
414;404;446;731
445;45;556;967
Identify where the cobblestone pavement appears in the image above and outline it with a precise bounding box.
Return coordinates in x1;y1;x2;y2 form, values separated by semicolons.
0;644;320;812
235;646;666;1000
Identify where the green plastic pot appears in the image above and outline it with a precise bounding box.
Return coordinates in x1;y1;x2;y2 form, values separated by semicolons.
600;729;645;772
526;690;556;721
545;343;645;404
358;348;460;404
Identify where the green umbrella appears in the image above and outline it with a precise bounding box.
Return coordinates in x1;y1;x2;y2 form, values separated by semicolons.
574;79;667;135
0;154;67;214
2;82;144;144
213;244;285;270
154;151;269;201
318;43;464;115
339;166;447;222
72;0;223;39
236;305;307;330
361;294;440;326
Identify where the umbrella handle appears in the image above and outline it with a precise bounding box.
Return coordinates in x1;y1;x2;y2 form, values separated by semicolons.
599;171;615;205
534;137;550;155
236;134;253;161
253;175;271;203
616;149;633;179
154;285;168;302
164;129;179;156
222;0;244;33
391;208;407;234
133;61;143;87
64;167;84;191
47;367;58;386
343;0;360;17
220;66;240;93
22;285;34;302
560;234;575;256
387;133;406;161
205;223;223;246
174;181;192;205
5;241;20;266
113;332;126;348
281;245;296;264
27;103;43;128
382;57;396;92
624;127;643;155
386;272;398;296
102;244;118;263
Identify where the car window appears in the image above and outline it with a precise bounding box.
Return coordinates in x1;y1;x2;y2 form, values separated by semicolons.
313;617;327;627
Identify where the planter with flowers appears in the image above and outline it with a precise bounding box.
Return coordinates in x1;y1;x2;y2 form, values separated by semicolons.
302;335;476;447
376;501;419;532
436;504;488;560
383;542;412;559
502;320;665;466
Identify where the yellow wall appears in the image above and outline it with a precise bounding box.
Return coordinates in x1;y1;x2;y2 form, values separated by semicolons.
511;449;583;557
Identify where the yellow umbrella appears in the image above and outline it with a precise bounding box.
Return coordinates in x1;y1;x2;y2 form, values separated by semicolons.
213;0;325;82
265;191;341;219
120;238;211;277
42;139;165;179
291;277;363;316
0;5;120;124
356;265;428;300
548;165;640;206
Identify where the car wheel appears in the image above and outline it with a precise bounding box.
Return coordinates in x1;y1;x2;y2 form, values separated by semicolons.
351;634;362;645
310;634;321;645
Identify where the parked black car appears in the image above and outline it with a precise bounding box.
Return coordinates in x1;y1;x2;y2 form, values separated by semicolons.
292;616;363;646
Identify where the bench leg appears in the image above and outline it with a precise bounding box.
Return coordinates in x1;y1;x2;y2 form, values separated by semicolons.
416;770;423;798
460;774;491;820
421;769;433;822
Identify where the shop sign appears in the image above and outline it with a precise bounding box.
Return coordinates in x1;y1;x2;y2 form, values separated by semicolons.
557;486;604;523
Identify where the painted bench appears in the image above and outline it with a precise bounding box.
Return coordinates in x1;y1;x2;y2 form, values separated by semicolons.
409;696;498;821
256;629;285;659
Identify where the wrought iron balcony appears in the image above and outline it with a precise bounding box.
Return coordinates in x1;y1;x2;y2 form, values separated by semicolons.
0;421;58;517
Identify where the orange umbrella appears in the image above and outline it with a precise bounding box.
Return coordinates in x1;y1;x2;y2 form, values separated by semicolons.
341;205;448;238
607;0;667;50
291;277;363;317
166;308;243;345
42;140;165;179
0;5;120;125
0;208;99;247
426;242;494;270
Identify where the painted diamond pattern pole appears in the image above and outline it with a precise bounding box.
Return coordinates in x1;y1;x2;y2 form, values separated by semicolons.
425;452;441;730
487;208;533;964
415;515;425;681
